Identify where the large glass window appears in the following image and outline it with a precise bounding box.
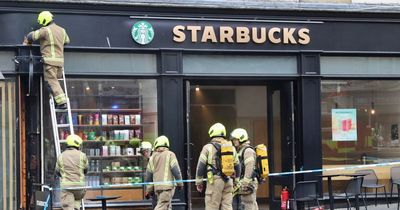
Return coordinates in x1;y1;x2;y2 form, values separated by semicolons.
0;79;16;210
321;80;400;187
183;55;297;75
0;51;14;73
64;52;157;75
43;78;158;207
321;56;400;76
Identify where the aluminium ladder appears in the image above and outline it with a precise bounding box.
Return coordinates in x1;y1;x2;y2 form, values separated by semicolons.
49;68;74;157
48;68;86;210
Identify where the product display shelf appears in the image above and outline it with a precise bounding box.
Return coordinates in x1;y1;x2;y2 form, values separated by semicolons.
61;94;146;204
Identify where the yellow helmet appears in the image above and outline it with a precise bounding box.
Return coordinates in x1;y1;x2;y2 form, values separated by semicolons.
154;135;169;149
37;11;53;26
66;134;83;148
230;128;249;143
208;123;226;138
141;141;153;150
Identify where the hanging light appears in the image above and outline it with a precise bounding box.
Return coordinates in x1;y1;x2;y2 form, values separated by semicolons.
371;102;375;115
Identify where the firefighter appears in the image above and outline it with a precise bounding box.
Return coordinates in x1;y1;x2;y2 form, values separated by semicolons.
23;11;70;109
195;122;241;210
144;135;183;210
55;134;88;210
140;141;153;159
230;128;259;210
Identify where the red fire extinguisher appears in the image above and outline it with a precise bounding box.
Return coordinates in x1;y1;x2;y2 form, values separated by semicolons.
281;186;289;210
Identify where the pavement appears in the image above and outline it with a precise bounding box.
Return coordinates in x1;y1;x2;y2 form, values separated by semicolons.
202;202;399;210
335;203;398;210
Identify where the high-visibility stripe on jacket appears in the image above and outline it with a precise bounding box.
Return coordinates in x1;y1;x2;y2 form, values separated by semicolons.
238;142;256;186
27;23;70;67
56;148;88;187
145;147;183;192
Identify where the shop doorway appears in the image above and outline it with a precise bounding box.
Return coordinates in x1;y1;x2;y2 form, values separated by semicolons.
185;81;296;210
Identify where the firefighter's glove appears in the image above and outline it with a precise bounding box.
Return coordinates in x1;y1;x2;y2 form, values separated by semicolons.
145;191;154;200
233;179;241;190
176;184;184;191
240;178;251;188
242;185;254;194
22;36;31;46
196;184;203;193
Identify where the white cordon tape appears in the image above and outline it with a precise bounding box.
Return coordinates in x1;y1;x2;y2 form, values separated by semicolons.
54;161;400;191
61;179;207;190
268;161;400;176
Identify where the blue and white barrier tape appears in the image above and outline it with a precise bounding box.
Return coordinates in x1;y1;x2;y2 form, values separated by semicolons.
51;161;400;191
61;179;207;190
269;161;400;176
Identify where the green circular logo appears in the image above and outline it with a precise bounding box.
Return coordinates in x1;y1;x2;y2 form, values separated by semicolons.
131;21;154;45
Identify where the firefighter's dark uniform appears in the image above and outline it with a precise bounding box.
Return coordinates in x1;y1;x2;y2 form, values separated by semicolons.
27;22;70;105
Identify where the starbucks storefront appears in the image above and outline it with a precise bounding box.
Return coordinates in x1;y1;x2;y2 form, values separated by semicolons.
2;3;400;209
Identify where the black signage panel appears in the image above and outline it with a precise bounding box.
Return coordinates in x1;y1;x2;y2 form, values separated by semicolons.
2;12;400;52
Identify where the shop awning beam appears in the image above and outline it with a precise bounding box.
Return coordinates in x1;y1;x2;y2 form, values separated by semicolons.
129;15;323;24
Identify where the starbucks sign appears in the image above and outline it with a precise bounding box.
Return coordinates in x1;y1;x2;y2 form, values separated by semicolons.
131;21;154;45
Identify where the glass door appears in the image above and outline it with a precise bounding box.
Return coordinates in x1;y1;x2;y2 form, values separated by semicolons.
267;81;296;209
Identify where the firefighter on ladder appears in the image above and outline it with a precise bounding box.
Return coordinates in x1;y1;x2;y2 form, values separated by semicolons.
23;11;70;109
195;122;241;210
144;135;184;210
55;134;88;210
230;128;259;210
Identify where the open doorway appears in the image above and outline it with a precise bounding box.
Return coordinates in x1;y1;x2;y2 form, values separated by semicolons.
185;81;296;210
187;84;269;209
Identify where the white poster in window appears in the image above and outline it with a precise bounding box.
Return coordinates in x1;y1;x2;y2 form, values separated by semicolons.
331;109;357;141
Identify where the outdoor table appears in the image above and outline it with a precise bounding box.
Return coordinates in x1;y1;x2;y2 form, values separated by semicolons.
319;173;368;210
87;195;121;210
318;174;343;210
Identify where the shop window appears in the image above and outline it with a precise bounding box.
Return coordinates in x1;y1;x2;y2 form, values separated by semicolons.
0;79;16;210
43;78;158;207
183;54;297;75
321;56;400;76
0;51;15;73
64;52;157;75
321;80;400;190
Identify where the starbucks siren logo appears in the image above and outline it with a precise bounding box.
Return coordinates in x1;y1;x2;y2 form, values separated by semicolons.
131;21;154;45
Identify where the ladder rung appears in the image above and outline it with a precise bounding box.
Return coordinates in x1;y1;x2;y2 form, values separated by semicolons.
55;109;68;112
58;78;65;81
59;140;66;143
57;124;71;128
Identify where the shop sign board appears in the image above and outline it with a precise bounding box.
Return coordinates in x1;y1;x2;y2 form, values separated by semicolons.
35;191;51;210
131;21;155;45
6;13;400;51
172;25;310;45
331;109;357;141
127;18;318;50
